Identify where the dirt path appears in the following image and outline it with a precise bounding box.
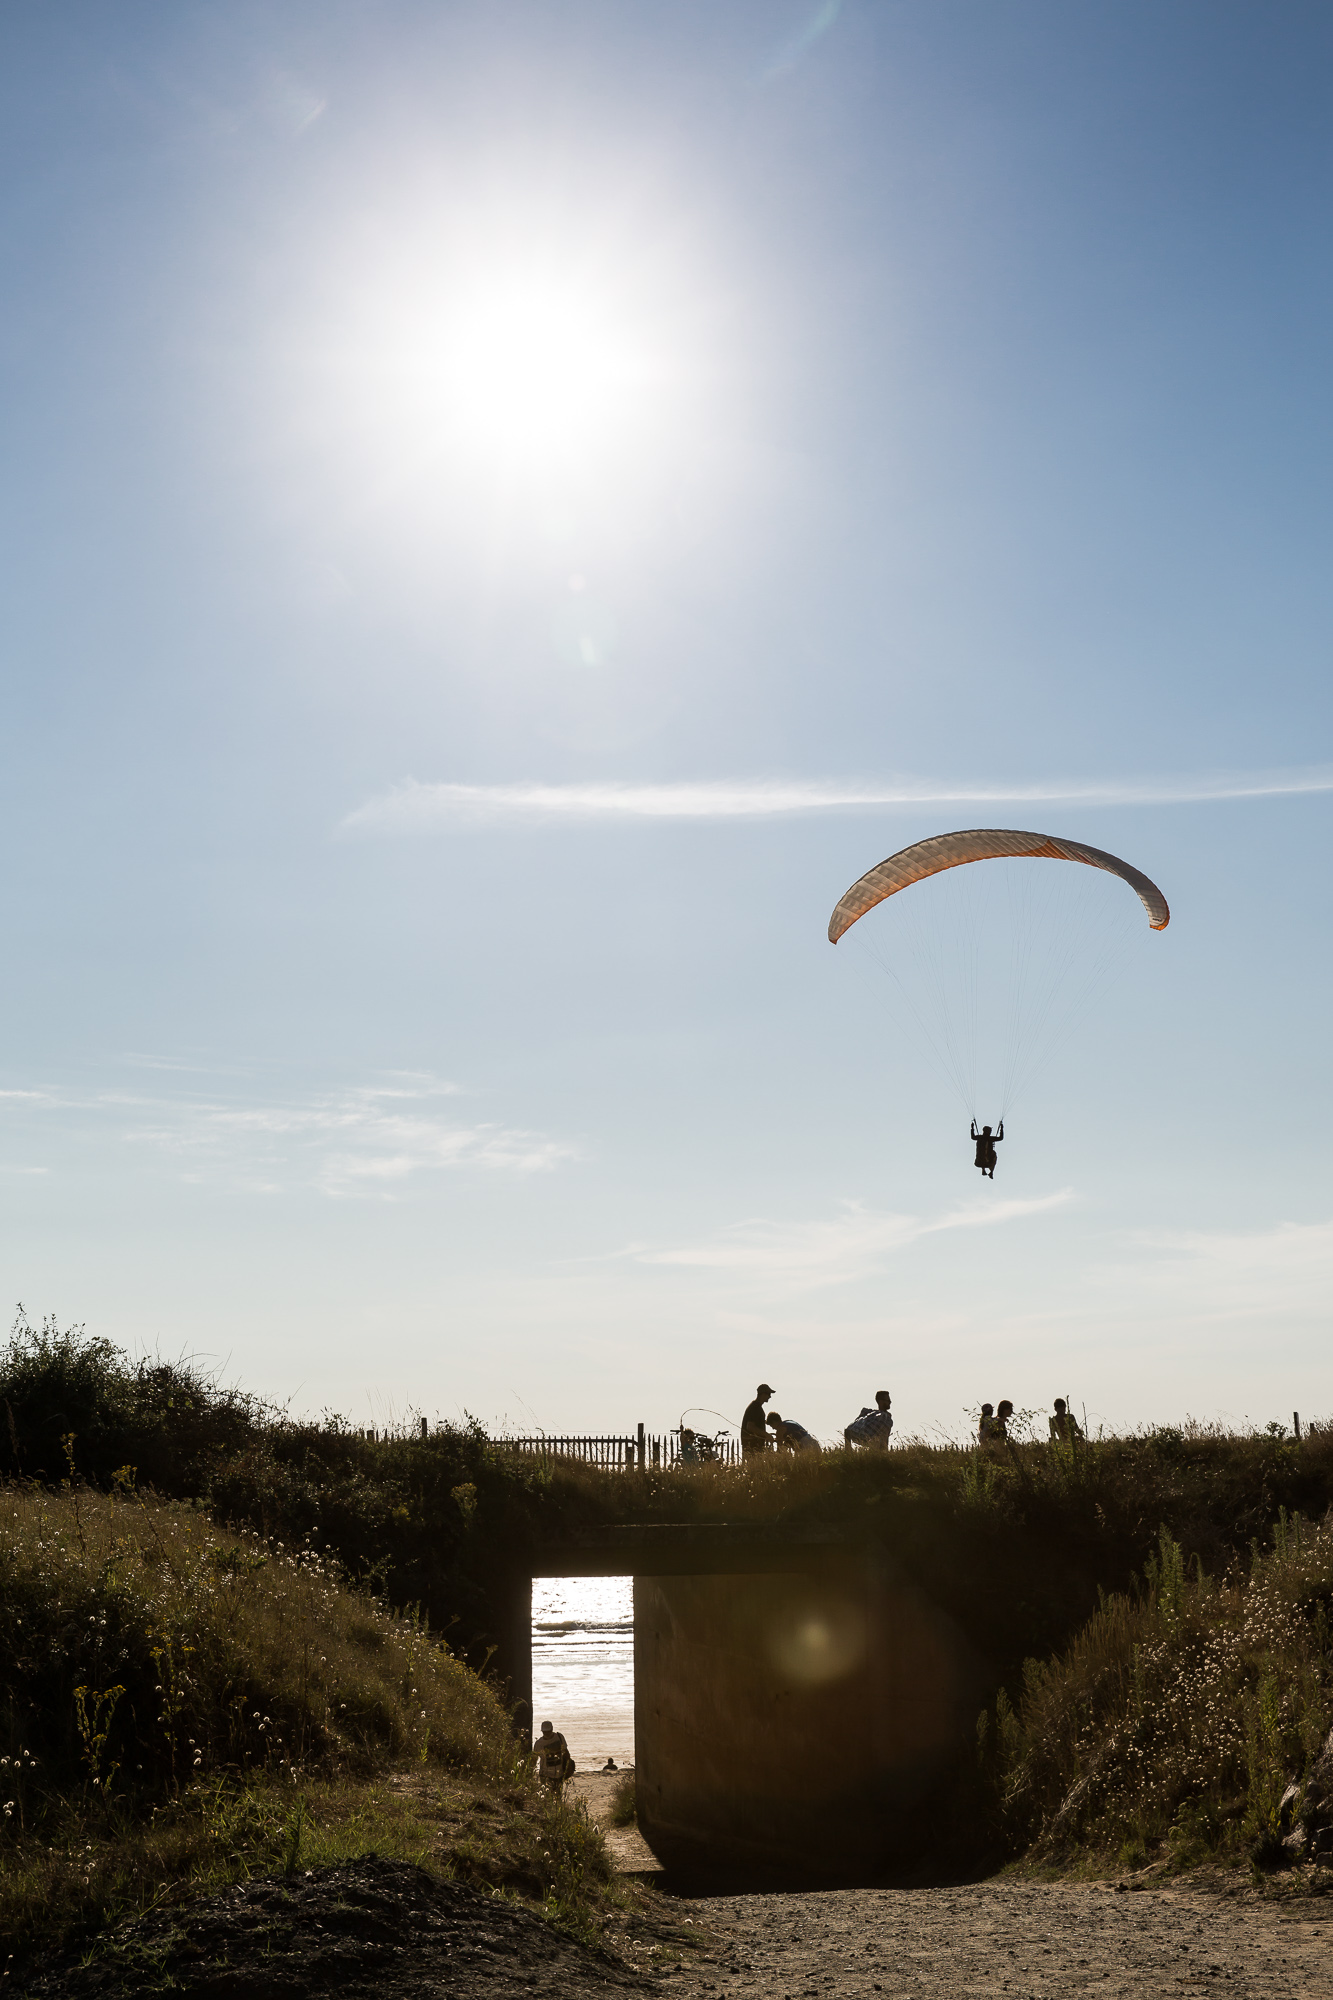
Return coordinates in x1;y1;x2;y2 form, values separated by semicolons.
570;1769;664;1877
660;1878;1333;1999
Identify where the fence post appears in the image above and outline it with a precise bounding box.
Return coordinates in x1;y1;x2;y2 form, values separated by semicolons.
420;1417;428;1440
637;1421;646;1471
1294;1412;1302;1443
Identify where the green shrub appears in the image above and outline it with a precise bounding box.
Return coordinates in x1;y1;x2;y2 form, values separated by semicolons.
610;1771;637;1826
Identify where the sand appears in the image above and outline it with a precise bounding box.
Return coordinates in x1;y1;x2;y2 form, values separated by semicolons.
659;1875;1333;1998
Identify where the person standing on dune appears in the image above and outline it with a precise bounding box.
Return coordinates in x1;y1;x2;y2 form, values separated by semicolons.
741;1384;774;1457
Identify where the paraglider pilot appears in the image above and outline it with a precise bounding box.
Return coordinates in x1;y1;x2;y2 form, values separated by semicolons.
971;1119;1003;1178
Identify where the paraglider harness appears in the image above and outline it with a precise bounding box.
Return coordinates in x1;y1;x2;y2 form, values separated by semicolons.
971;1118;1003;1177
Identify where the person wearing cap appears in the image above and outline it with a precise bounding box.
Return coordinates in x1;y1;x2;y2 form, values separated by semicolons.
741;1383;774;1457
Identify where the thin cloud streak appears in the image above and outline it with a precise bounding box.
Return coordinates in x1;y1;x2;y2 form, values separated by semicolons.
342;765;1333;832
629;1190;1071;1292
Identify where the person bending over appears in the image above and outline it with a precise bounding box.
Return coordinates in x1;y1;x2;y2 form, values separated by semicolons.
766;1411;822;1454
845;1390;893;1450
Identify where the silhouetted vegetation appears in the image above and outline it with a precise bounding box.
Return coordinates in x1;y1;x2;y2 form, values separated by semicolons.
7;1312;1329;1696
984;1508;1333;1873
4;1311;1332;1892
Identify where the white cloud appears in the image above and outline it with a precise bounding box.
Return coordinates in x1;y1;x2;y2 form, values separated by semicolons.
627;1190;1072;1292
341;764;1333;833
2;1072;574;1196
1106;1216;1333;1326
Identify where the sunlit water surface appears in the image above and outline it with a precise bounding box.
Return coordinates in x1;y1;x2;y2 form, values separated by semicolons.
531;1575;634;1768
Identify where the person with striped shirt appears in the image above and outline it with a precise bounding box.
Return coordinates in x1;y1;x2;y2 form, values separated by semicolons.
844;1390;893;1450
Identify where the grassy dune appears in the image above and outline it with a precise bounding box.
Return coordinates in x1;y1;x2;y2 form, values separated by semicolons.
990;1508;1333;1872
3;1313;1332;1901
0;1482;609;1964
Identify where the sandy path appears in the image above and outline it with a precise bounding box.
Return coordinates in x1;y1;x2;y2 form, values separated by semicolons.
660;1879;1333;1999
570;1769;664;1876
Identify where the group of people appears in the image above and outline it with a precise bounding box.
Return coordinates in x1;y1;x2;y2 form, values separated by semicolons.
979;1396;1083;1445
733;1382;1084;1456
738;1383;895;1457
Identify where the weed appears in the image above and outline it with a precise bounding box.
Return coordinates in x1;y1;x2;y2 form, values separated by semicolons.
610;1772;637;1827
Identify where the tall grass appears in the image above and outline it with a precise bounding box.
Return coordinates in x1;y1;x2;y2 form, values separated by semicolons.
989;1509;1333;1868
0;1480;508;1808
0;1482;611;1961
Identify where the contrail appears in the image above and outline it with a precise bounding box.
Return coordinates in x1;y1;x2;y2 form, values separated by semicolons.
342;766;1333;833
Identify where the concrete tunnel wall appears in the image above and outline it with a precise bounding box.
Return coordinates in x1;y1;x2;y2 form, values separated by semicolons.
634;1558;976;1879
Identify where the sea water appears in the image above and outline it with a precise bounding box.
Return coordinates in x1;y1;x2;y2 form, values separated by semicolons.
531;1575;634;1767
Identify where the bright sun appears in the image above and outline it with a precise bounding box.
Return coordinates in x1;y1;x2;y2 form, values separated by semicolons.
289;199;705;515
443;270;651;468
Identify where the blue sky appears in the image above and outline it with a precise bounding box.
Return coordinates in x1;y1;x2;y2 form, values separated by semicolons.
2;0;1331;1441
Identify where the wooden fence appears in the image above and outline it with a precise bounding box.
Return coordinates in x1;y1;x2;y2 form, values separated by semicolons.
349;1419;745;1467
499;1424;741;1471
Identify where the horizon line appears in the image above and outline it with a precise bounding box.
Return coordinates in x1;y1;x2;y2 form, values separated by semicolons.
341;765;1333;833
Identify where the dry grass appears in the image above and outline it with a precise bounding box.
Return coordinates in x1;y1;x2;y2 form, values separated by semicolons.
992;1508;1333;1870
0;1479;509;1799
0;1482;613;1964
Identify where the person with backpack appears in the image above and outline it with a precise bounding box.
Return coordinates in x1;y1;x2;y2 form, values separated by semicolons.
844;1390;893;1450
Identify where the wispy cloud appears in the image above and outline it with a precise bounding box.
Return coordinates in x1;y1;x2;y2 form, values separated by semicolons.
1108;1216;1333;1326
4;1071;574;1196
620;1190;1071;1293
342;765;1333;834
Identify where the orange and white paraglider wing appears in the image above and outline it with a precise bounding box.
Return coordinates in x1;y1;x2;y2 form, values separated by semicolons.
827;828;1170;943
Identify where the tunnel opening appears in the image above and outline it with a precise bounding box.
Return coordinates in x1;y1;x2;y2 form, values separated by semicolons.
530;1574;634;1770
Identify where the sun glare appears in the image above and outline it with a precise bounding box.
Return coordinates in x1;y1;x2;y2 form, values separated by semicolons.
444;271;652;468
280;192;716;528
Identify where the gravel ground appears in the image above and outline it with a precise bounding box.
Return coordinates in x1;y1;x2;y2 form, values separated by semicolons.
662;1877;1333;2000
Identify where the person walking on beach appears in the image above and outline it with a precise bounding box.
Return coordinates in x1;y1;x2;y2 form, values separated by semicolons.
534;1720;574;1788
845;1390;893;1450
741;1384;774;1457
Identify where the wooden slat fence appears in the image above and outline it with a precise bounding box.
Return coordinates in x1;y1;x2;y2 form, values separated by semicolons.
499;1424;742;1470
503;1434;640;1470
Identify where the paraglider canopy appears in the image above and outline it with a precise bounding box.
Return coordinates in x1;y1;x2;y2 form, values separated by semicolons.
827;828;1169;1124
828;829;1170;944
